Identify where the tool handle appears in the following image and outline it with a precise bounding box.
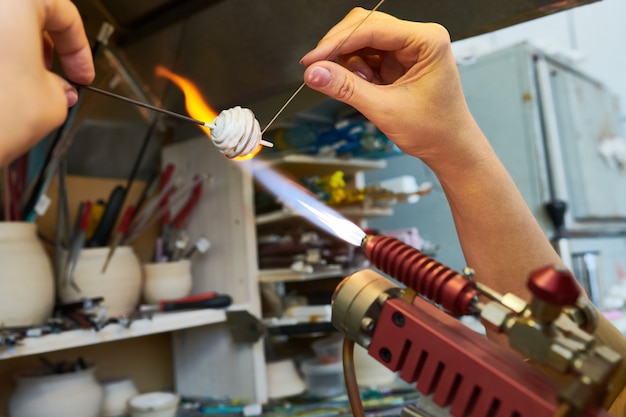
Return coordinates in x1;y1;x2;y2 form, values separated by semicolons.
87;185;126;247
159;164;176;224
118;205;135;235
173;179;202;229
160;293;231;312
80;201;92;231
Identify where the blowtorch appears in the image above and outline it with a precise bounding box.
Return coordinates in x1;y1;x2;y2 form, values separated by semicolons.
332;234;622;417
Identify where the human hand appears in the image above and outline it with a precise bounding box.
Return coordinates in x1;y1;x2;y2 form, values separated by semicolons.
0;0;95;164
300;8;480;167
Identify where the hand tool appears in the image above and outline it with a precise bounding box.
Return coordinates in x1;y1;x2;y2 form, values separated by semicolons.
86;185;126;247
65;201;92;291
123;174;209;245
122;164;177;242
78;84;213;127
158;163;176;225
182;236;211;260
83;116;155;248
163;176;203;258
130;170;160;221
138;292;232;313
77;84;275;149
54;160;72;282
170;231;190;261
86;200;106;240
101;204;135;273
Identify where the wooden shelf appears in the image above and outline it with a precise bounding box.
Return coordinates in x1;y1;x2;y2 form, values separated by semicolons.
258;267;357;283
0;306;248;360
260;154;386;178
256;206;393;227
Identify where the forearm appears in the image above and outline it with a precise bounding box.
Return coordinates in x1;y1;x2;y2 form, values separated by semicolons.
426;123;626;409
422;121;562;299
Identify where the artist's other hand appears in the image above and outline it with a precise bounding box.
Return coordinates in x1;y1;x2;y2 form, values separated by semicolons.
0;0;95;165
301;8;481;170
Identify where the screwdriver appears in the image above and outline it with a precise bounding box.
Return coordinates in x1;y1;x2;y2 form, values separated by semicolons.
138;292;232;313
101;204;135;273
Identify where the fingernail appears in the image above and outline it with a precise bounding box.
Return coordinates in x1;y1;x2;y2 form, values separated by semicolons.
66;89;78;107
306;66;331;87
355;71;368;81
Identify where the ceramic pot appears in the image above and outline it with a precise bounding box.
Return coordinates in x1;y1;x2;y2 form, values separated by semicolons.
0;222;55;327
9;367;104;417
142;260;192;304
100;377;139;417
58;246;142;317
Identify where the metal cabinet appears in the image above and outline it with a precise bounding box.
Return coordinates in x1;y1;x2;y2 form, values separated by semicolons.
366;43;626;296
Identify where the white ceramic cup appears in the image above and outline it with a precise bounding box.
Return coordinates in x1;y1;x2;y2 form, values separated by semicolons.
142;260;192;304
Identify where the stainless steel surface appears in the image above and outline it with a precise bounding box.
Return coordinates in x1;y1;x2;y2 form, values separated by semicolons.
572;251;603;307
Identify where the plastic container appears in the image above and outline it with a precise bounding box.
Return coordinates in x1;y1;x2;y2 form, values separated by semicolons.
142;260;192;304
311;334;343;364
0;222;55;327
300;358;345;398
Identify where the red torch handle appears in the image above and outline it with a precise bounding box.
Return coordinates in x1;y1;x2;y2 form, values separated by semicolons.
362;235;478;315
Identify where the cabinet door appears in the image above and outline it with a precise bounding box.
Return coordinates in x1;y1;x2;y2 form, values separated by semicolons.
547;62;626;221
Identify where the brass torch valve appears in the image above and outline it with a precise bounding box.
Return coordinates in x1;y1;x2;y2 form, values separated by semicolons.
478;265;622;413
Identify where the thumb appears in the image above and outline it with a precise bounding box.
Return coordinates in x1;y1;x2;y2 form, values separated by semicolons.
303;62;382;120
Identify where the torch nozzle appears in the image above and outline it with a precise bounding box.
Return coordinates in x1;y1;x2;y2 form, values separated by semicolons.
362;234;478;315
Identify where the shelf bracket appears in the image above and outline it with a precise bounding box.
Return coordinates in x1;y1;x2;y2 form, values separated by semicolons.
225;311;264;343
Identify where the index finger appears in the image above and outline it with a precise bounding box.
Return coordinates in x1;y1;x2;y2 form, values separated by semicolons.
43;0;95;84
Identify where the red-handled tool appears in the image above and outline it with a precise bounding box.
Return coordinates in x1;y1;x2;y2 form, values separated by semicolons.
139;292;232;313
159;163;176;224
162;175;203;259
101;204;135;273
172;177;203;230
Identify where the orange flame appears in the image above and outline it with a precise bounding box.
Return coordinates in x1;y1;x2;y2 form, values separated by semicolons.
155;65;261;160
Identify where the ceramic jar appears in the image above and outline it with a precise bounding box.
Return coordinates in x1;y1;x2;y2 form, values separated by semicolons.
58;246;142;317
9;367;104;417
0;222;55;327
142;260;192;304
100;377;139;417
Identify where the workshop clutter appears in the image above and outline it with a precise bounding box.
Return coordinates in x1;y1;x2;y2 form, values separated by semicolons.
0;222;55;327
9;355;180;417
265;115;402;160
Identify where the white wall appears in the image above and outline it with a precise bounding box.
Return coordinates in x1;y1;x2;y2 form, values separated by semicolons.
452;0;626;133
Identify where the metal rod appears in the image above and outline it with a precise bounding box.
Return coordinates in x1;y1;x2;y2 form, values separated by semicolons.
78;84;210;127
260;0;387;135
